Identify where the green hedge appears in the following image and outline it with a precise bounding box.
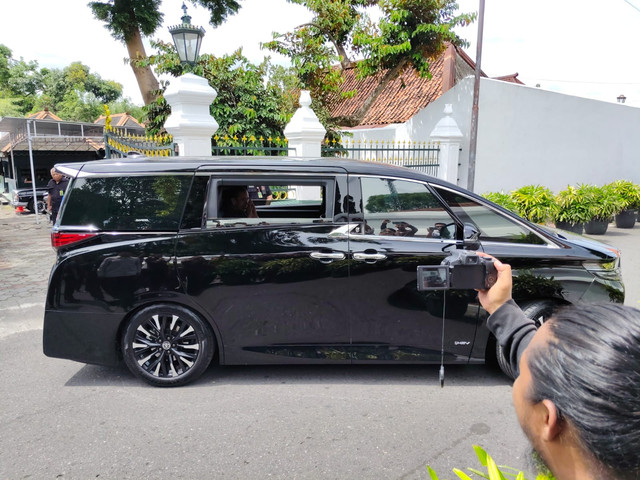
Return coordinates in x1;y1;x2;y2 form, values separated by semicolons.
481;181;640;225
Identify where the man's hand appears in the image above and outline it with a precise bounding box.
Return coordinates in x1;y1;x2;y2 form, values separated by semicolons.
476;253;513;315
246;199;258;218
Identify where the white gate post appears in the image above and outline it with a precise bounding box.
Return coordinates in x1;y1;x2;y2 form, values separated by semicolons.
164;73;219;157
284;91;326;158
430;104;463;185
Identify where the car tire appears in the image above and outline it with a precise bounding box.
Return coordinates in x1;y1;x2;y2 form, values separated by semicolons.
495;299;557;380
122;304;215;387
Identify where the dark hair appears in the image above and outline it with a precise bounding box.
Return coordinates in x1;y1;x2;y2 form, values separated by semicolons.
527;303;640;479
220;186;248;216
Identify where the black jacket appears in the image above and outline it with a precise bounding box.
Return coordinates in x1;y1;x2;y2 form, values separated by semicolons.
487;299;537;377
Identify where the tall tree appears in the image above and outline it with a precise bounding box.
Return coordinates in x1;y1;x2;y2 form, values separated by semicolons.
89;0;241;105
0;44;131;121
33;62;124;122
138;40;297;140
0;45;44;115
265;0;474;127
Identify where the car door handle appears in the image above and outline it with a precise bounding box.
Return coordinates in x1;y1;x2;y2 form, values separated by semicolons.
353;252;387;263
310;251;346;263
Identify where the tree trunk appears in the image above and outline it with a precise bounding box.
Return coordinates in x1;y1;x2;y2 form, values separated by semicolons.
334;60;408;127
125;28;159;105
333;42;352;70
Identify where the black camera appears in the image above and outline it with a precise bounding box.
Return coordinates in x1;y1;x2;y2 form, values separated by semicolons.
416;250;498;291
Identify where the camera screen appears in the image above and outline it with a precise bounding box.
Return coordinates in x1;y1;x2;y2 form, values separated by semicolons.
417;266;449;291
450;264;485;289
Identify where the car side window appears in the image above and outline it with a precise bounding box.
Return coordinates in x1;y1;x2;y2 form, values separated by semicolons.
61;175;192;231
358;176;455;238
203;177;343;228
433;186;547;245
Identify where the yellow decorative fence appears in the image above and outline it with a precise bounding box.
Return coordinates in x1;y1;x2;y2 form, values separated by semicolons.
104;125;175;158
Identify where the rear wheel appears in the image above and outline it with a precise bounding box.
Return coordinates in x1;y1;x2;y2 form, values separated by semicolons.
495;299;557;379
122;304;215;387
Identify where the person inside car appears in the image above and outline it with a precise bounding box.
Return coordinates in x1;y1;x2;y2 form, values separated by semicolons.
220;186;258;218
478;254;640;480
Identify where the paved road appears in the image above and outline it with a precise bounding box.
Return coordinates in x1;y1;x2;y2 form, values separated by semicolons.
0;207;54;338
1;205;638;479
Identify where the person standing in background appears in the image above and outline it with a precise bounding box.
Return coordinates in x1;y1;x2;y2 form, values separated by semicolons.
46;168;68;224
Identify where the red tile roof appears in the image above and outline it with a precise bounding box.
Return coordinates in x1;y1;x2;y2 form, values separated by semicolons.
492;73;524;85
94;112;145;129
328;54;445;127
28;108;62;121
328;44;519;127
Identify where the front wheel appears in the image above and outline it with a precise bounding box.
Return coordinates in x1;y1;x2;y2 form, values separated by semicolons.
495;299;557;379
122;304;215;387
37;199;47;214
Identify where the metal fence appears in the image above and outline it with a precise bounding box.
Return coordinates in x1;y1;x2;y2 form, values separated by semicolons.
212;134;292;156
104;125;175;158
321;139;440;175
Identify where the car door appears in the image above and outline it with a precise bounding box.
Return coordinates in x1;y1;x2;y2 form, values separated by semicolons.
175;169;354;365
345;175;481;364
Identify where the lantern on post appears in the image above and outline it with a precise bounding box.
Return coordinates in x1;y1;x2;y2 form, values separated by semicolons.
169;3;205;65
163;3;218;156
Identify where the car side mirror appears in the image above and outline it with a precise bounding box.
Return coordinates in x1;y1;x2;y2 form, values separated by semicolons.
463;223;480;250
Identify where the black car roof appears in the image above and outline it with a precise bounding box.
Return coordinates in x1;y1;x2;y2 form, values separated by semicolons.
55;156;456;188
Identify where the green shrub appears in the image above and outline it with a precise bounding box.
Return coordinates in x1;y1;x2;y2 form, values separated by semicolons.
576;184;626;221
481;192;519;214
605;180;640;210
554;185;592;224
427;445;554;480
510;185;557;224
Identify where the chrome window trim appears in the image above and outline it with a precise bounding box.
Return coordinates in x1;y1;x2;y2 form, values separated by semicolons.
198;172;341;230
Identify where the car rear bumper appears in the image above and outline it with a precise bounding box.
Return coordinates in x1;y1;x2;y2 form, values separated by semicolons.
43;310;123;366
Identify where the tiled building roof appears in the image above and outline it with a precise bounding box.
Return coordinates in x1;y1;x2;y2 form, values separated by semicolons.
492;73;525;85
27;108;62;121
94;112;145;129
328;44;516;128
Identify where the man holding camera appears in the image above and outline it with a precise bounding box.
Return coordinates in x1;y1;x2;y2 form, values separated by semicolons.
478;254;640;480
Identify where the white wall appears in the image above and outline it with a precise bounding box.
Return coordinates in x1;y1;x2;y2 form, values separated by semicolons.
473;78;640;194
339;76;640;194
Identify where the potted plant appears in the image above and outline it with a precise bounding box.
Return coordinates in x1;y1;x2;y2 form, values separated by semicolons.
481;191;519;214
606;180;640;228
509;185;558;224
579;184;626;235
553;185;591;234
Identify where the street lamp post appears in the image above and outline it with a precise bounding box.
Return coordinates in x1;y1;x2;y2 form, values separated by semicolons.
163;4;218;157
169;3;206;65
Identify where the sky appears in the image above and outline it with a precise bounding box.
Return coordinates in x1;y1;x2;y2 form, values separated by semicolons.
2;0;640;107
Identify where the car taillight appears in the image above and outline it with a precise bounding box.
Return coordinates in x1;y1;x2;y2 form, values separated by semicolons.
51;232;97;248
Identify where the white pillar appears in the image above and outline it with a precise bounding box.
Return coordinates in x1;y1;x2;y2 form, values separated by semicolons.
430;104;463;185
284;90;326;158
164;73;218;157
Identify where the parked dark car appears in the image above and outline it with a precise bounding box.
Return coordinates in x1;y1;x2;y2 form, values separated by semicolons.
43;157;624;387
12;186;48;213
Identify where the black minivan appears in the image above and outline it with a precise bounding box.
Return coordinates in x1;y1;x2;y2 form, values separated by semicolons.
44;157;624;386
